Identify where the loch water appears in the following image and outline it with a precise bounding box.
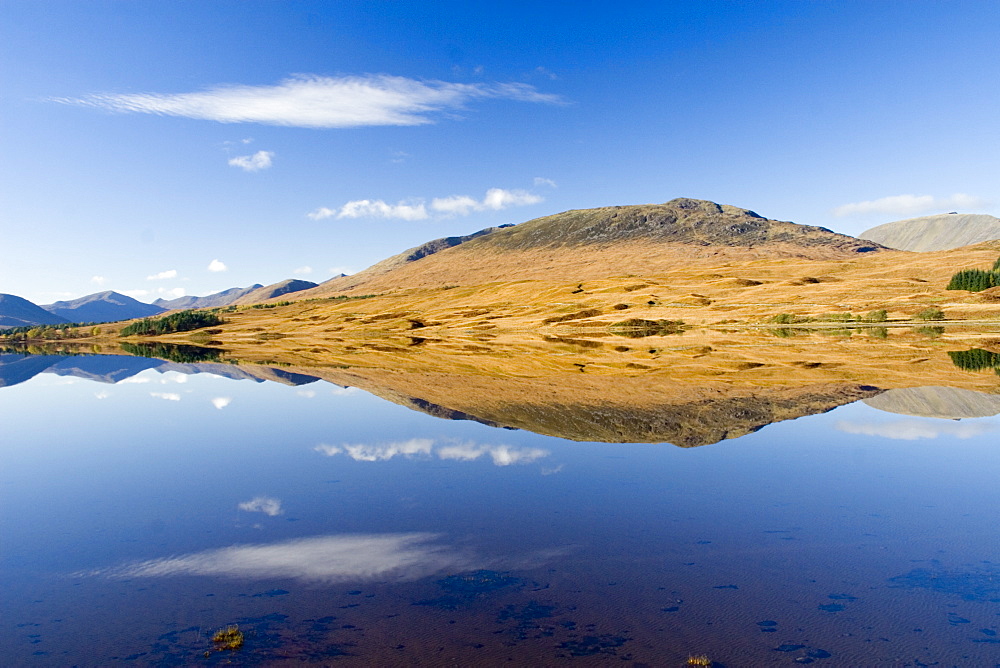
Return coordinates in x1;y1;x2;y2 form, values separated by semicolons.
3;352;1000;666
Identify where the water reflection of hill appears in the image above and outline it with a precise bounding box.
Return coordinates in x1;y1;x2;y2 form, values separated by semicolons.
863;386;1000;419
6;330;1000;446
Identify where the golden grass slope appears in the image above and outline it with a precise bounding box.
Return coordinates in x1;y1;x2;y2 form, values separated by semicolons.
300;198;886;298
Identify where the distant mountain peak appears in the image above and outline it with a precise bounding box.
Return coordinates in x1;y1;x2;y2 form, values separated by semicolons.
41;291;164;324
860;213;1000;251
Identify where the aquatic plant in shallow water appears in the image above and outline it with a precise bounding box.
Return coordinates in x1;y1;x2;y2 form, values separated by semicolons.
211;625;244;651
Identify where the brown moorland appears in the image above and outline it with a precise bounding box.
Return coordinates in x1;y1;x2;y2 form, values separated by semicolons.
9;197;1000;446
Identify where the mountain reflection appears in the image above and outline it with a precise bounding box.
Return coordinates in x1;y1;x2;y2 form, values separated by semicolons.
90;533;480;583
5;342;1000;446
0;351;320;387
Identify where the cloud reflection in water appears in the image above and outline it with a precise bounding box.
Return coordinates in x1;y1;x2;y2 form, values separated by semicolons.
95;533;480;583
835;419;998;440
314;439;549;466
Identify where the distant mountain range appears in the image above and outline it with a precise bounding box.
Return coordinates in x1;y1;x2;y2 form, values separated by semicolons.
0;352;321;388
0;279;319;328
860;212;1000;251
153;284;263;309
44;291;165;323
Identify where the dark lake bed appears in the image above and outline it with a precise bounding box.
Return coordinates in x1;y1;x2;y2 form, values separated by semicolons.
3;353;1000;666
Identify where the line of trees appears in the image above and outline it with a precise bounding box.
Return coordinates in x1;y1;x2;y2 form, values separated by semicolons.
946;256;1000;292
0;322;102;341
120;310;224;337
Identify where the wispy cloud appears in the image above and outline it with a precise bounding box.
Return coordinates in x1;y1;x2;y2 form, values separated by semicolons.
534;66;558;80
314;439;549;466
147;269;177;280
228;150;273;172
150;392;181;401
833;193;988;217
207;259;227;272
91;275;108;286
58;74;563;129
835;419;998;440
293;265;313;275
309;187;542;221
238;496;283;516
533;177;557;188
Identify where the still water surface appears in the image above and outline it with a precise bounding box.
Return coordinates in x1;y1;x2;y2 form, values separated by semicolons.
2;353;1000;666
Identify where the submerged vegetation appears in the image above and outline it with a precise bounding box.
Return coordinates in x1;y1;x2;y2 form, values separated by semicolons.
211;625;244;652
119;310;224;337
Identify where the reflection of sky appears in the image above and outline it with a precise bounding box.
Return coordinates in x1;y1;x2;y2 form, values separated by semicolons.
315;439;550;466
836;418;998;440
92;533;480;583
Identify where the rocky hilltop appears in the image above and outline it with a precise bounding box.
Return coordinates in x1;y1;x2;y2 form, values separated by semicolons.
860;212;1000;251
302;198;887;298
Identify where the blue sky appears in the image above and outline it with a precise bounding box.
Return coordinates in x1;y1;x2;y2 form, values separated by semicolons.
3;1;1000;304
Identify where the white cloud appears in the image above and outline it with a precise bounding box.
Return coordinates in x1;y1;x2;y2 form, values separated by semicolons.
293;265;313;275
91;275;108;286
533;177;557;188
835;419;998;440
431;188;542;215
328;266;354;276
238;496;282;516
147;269;178;280
322;199;429;221
157;287;185;299
312;186;543;222
431;195;480;216
211;397;231;410
160;372;187;384
59;74;563;129
121;289;150;299
307;207;336;220
833;193;988;217
297;389;316;398
150;392;181;401
316;439;550;466
207;259;227;272
228;150;274;172
95;390;110;400
481;187;542;210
